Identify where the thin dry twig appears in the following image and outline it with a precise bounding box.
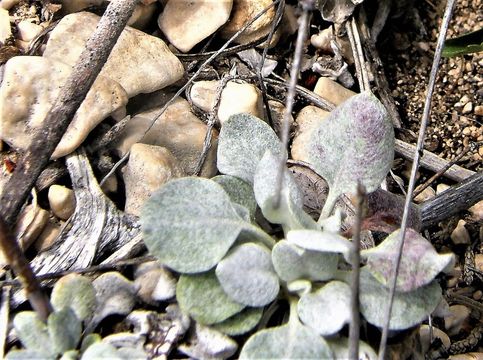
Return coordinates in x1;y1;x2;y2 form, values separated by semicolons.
0;285;11;357
346;18;370;91
378;1;456;358
349;183;366;360
274;0;314;208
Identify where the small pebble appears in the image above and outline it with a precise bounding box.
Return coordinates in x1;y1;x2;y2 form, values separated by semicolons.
444;304;470;336
48;185;75;220
474;105;483;116
413;186;435;203
473;290;482;301
436;183;450;195
462;102;473;114
419;325;450;355
450;219;471;245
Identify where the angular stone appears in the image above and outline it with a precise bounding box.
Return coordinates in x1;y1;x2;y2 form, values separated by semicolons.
43;12;184;97
291;105;330;161
0;8;11;45
134;261;176;304
220;0;276;45
159;0;233;53
123;144;184;216
313;77;356;106
0;56;128;158
114;98;218;177
48;185;75;221
190;80;263;124
413;186;435;204
450;219;471;245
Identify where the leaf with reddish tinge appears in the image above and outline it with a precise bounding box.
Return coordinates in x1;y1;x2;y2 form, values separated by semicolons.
307;92;394;219
362;228;454;292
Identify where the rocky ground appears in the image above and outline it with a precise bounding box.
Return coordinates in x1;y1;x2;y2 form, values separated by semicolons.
0;0;481;359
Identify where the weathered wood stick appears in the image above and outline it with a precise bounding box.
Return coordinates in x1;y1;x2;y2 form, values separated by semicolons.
420;172;483;229
395;139;475;182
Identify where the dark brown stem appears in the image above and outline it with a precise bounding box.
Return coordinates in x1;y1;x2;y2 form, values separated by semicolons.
0;217;52;321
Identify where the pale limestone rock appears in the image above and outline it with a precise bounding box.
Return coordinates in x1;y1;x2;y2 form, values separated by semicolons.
34;219;61;251
0;56;128;158
0;8;10;45
476;254;483;273
134;261;176;304
468;200;483;222
413;186;435;203
48;185;75;220
190;80;263;124
115;98;218;177
127;2;157;29
123;144;184;216
220;0;276;45
450;219;471;245
0;0;20;10
436;183;450;195
43;12;184;97
313;77;356;106
419;325;450;355
158;0;232;53
291;105;330;161
17;20;43;42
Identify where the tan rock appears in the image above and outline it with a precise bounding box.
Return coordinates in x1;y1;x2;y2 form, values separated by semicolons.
220;0;276;45
0;0;19;10
190;80;264;124
413;186;435;204
436;183;450;195
291;105;330;161
419;325;450;355
476;254;483;273
127;2;157;29
48;185;75;220
114;98;218;177
123;144;184;216
313;77;356;106
0;56;128;158
134;261;176;304
449;353;483;360
16;20;43;42
159;0;232;53
0;8;11;45
450;219;471;245
444;304;470;336
468;200;483;221
462;102;473;114
34;219;61;251
475;105;483;116
0;204;49;266
43;12;184;97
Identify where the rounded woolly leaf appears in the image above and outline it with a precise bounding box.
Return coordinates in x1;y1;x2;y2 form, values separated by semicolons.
48;308;82;355
362;228;455;292
254;150;317;230
80;342;122;360
212;307;264;336
298;281;351;336
213;175;257;221
80;334;102;353
287;229;354;263
177;271;245;325
307;91;394;216
216;243;279;307
217;113;282;184
60;350;80;360
141;177;248;273
239;322;333;359
51;273;96;321
272;240;338;282
13;311;54;357
359;268;442;330
6;350;53;360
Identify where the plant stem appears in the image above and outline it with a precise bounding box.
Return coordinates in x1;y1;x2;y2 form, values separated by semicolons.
377;1;456;358
349;183;365;359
